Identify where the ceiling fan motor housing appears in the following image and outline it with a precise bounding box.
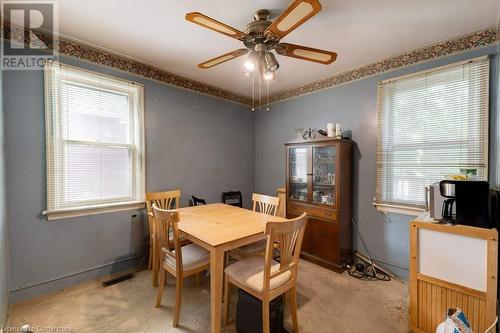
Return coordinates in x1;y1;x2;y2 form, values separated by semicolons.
243;9;279;51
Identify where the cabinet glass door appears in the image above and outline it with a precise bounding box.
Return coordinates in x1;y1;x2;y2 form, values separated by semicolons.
289;147;308;201
312;146;336;206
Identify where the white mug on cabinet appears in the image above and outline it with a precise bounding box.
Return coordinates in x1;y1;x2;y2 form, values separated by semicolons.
327;123;335;137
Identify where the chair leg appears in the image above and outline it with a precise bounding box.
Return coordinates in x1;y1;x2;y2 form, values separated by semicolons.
262;299;270;333
155;268;166;307
173;274;183;327
148;242;153;270
196;272;200;286
223;274;230;325
152;239;159;287
289;287;299;333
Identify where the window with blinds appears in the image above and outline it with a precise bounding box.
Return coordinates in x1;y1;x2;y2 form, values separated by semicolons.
375;56;489;211
44;62;145;219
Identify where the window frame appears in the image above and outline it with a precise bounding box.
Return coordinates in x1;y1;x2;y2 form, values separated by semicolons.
44;62;145;220
374;56;489;216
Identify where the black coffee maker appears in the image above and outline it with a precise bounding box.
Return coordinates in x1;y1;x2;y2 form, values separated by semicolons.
439;180;456;222
439;180;491;228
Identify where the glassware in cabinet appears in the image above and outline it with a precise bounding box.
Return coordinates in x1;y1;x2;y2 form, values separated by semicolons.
312;146;336;206
289;147;308;201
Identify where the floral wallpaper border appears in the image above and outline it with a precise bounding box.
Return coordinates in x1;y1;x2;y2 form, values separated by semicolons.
2;23;498;106
1;23;252;105
269;27;498;104
57;38;254;105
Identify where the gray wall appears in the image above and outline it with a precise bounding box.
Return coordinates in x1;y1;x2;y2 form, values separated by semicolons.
255;45;499;279
0;66;9;323
3;56;254;302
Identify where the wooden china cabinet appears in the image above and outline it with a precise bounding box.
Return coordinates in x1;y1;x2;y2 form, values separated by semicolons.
285;137;353;272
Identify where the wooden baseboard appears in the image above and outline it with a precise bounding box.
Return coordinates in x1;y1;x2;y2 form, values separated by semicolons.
300;252;346;273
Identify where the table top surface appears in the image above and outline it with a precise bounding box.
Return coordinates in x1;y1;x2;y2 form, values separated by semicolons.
177;203;287;247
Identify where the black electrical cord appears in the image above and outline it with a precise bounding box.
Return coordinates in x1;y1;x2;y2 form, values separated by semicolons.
349;217;392;282
347;262;391;281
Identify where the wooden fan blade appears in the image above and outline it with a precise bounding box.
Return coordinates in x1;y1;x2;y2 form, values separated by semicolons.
186;12;247;40
265;0;322;40
198;49;249;69
276;43;337;64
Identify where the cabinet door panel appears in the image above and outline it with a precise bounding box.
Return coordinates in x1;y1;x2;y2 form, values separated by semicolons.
309;218;340;263
312;145;336;207
288;147;309;202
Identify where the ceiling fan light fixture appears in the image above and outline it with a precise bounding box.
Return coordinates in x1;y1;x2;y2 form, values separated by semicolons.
244;51;260;71
258;60;267;77
244;60;255;71
263;71;275;81
264;52;279;72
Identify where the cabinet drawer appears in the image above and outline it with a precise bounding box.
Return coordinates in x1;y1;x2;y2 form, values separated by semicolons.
287;203;337;221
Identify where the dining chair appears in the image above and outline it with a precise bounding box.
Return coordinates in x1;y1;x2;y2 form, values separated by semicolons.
191;195;207;206
221;191;243;207
152;204;210;328
146;190;181;287
229;193;280;259
223;212;308;333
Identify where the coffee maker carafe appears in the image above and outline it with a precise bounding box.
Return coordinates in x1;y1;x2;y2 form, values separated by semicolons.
439;180;456;223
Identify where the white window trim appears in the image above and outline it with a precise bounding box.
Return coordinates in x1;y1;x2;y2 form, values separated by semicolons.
374;56;489;216
44;62;146;220
373;202;425;216
43;201;146;221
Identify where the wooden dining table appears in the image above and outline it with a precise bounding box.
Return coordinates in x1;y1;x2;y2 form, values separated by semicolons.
175;203;287;332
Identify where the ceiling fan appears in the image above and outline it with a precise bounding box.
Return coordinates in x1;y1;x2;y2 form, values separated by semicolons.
185;0;337;81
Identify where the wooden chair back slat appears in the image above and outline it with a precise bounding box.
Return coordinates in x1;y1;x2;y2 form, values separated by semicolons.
262;213;307;292
269;263;295;279
146;190;181;212
161;247;177;261
152;204;182;273
252;193;280;216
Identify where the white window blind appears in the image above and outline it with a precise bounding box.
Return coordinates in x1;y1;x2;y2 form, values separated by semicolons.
375;57;489;210
44;62;145;219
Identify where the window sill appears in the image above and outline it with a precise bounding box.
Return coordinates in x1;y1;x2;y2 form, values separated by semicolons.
44;201;146;221
373;202;425;216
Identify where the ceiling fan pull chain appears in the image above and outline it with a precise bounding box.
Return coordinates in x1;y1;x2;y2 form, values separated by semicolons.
259;76;262;111
251;72;255;111
267;80;270;112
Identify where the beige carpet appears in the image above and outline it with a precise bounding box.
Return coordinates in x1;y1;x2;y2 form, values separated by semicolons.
6;259;409;332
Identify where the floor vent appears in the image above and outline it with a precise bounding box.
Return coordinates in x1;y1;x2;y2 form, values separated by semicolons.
102;273;135;287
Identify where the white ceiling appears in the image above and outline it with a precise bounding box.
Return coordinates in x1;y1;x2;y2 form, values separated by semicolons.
58;0;498;97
